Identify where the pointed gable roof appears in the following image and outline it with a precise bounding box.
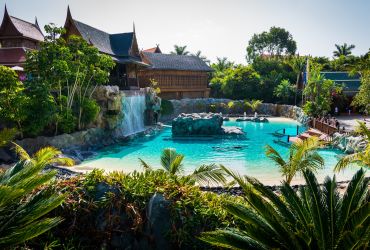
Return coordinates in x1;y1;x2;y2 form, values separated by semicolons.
143;45;162;53
0;6;44;41
64;7;135;58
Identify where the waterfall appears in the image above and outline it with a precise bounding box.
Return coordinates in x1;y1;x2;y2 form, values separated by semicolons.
118;92;146;136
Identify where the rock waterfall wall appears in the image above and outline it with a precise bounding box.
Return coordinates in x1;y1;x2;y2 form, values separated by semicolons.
161;98;308;124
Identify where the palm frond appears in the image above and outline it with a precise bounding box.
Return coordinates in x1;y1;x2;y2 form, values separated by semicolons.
191;164;226;185
12;142;31;161
138;158;152;170
200;229;263;250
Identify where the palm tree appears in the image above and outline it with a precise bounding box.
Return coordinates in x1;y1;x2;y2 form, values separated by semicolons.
244;99;263;113
191;50;210;64
333;43;355;57
171;45;190;55
274;79;295;104
265;136;324;184
335;121;370;171
211;57;234;72
200;167;370;249
0;145;74;247
288;56;306;105
139;148;226;185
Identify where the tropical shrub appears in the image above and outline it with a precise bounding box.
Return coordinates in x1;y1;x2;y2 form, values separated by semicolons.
220;66;261;100
80;98;100;127
303;63;342;117
26;169;239;249
201;167;370;249
0;66;28;138
0;144;73;248
265;136;324;184
274;79;296;104
139;148;226;185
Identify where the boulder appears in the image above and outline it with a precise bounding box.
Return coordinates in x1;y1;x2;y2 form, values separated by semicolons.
172;113;245;138
145;193;172;250
172;113;223;136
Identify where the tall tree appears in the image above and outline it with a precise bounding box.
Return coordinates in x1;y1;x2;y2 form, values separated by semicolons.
191;50;210;64
211;57;234;72
246;26;297;62
26;24;114;133
288;55;307;105
333;43;355;57
171;45;190;55
351;50;370;114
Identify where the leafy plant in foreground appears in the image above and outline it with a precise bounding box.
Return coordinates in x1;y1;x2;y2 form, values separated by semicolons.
265;136;324;184
139;148;226;185
0;145;74;247
200;167;370;249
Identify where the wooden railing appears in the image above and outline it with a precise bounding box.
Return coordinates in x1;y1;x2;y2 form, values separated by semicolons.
310;119;338;136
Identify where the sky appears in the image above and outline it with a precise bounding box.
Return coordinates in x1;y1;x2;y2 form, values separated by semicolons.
1;0;369;64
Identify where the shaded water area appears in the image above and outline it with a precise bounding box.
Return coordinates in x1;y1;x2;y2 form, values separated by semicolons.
77;118;365;185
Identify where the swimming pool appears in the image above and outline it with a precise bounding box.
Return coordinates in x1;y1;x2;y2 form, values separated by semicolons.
75;118;363;185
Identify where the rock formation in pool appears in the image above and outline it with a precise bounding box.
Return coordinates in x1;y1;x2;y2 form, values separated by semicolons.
172;113;245;137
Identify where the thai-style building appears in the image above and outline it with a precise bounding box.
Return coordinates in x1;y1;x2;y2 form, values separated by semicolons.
138;47;213;99
0;6;44;67
63;7;148;90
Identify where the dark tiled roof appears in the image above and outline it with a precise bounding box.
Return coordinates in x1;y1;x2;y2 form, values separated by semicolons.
73;20;133;57
9;16;44;41
142;52;213;71
321;72;361;92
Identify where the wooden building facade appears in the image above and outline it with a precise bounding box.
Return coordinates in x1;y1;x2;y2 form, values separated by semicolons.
0;6;44;67
139;49;212;99
63;7;148;90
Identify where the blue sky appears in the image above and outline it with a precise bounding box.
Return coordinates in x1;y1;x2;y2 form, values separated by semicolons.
1;0;369;63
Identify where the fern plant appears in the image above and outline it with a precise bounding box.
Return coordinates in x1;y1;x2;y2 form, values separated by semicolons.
200;167;370;249
0;145;74;247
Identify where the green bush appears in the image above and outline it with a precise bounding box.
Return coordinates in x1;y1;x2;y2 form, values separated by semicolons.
23;169;239;249
161;99;174;115
80;98;100;126
58;108;76;134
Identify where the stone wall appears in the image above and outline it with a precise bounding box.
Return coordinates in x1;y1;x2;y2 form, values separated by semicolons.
92;85;123;130
161;98;308;124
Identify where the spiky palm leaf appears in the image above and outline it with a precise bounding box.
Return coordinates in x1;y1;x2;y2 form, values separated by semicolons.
333;43;355;57
245;100;263;112
138;148;226;185
171;45;190;55
0;144;70;247
265;136;324;184
13;143;74;167
190;164;227;185
200;168;370;249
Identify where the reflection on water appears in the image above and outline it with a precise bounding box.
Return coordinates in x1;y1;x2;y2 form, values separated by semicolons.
77;118;367;185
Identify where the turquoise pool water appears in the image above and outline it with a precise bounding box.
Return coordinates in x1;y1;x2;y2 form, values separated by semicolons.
76;118;363;185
